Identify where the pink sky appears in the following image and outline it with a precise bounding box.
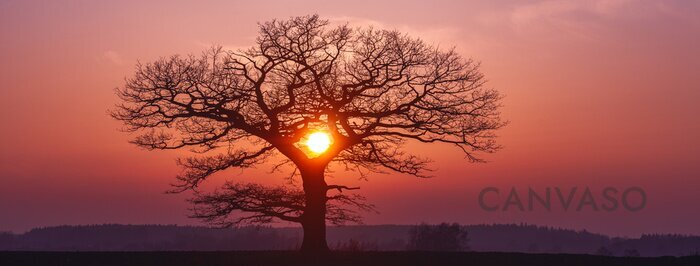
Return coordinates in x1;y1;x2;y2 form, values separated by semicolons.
1;0;699;236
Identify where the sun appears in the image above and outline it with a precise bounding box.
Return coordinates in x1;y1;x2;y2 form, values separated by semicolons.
305;131;332;154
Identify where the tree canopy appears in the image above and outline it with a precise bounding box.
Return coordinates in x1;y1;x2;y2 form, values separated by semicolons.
112;14;504;233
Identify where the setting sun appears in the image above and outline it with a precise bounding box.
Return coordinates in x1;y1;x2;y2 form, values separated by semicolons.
305;131;332;154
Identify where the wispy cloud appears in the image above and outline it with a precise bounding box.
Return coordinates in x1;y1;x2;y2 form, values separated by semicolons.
510;0;633;24
103;50;124;65
471;0;696;44
326;16;462;47
193;40;252;52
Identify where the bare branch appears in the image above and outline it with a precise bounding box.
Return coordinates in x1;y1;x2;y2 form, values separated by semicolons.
189;182;373;226
112;15;504;231
326;185;361;192
169;145;275;192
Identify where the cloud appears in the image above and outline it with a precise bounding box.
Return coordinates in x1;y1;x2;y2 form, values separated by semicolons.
470;0;686;43
510;0;634;24
326;16;462;47
103;50;124;65
193;40;251;52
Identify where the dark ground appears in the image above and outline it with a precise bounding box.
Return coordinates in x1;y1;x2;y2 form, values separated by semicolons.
1;251;699;266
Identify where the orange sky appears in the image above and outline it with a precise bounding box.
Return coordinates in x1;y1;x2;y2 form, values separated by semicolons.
1;0;699;235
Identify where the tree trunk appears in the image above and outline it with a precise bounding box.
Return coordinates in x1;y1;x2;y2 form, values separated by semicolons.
299;164;329;253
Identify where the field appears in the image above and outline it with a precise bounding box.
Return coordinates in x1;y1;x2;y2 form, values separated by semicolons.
1;251;699;266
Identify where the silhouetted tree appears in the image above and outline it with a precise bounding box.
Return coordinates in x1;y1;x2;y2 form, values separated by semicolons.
624;248;640;257
407;223;470;251
596;246;613;256
333;238;378;251
0;232;15;250
112;15;503;252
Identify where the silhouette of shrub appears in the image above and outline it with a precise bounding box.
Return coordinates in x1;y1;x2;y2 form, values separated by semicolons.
596;246;614;256
407;223;469;251
624;249;640;257
334;238;378;251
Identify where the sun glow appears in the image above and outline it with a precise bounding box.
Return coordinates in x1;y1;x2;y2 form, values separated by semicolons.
305;131;332;154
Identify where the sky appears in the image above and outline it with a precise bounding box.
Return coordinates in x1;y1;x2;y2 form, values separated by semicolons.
1;0;699;236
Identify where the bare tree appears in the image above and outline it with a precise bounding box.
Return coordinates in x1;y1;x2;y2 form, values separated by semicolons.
112;15;504;252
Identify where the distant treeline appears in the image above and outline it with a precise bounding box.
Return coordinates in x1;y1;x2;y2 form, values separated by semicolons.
1;224;699;257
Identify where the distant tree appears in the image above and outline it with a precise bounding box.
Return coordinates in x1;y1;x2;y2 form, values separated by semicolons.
112;15;503;252
596;246;613;256
550;245;563;253
407;223;470;251
333;238;378;251
0;232;15;250
623;248;640;257
527;243;539;253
